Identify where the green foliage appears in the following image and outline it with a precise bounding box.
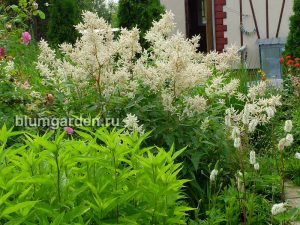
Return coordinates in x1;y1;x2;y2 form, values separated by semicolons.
79;0;114;24
0;125;190;224
117;0;165;47
47;0;80;46
285;0;300;57
0;2;41;127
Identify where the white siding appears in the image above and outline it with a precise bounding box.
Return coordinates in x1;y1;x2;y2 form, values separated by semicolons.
224;0;293;68
160;0;187;35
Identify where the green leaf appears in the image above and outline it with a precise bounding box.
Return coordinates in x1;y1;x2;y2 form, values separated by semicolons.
10;5;19;12
50;212;64;225
0;190;14;207
38;11;46;19
65;205;90;222
0;201;37;218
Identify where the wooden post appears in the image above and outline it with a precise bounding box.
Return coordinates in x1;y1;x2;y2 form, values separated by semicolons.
240;0;243;45
276;0;286;38
206;0;214;51
185;0;190;38
266;0;269;38
249;0;260;39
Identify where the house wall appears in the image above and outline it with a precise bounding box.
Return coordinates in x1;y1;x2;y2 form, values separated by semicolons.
224;0;293;69
160;0;186;35
160;0;293;69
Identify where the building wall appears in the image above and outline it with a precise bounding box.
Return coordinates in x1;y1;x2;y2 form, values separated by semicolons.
160;0;293;69
224;0;293;68
160;0;186;35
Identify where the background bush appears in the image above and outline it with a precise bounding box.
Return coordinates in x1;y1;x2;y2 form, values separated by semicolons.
285;0;300;57
47;0;80;46
117;0;165;47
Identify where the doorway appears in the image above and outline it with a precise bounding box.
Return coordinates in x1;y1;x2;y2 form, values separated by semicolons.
185;0;213;52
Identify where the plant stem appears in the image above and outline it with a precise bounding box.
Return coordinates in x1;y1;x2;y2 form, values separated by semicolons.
280;151;285;201
55;152;61;203
112;151;119;223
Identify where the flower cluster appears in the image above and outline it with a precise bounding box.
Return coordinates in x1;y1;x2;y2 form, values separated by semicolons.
278;120;293;151
21;32;31;45
209;169;218;182
249;150;260;170
36;11;241;118
225;81;281;149
280;55;300;68
257;69;267;81
123;113;144;135
280;55;300;96
271;202;288;215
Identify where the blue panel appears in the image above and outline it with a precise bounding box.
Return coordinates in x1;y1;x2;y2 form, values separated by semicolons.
260;44;284;79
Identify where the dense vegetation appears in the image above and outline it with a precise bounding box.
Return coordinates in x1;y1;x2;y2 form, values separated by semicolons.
47;0;80;45
285;0;300;57
0;0;300;224
118;0;165;47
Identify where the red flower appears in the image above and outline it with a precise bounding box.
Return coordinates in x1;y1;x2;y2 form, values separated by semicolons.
287;60;294;66
0;48;5;58
286;55;292;60
294;63;300;68
261;76;267;81
295;58;300;61
279;57;284;63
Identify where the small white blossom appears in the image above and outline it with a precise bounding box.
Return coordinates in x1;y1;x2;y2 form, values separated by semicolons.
248;119;258;133
254;163;260;171
284;120;293;133
5;61;14;74
210;169;218;182
201;117;210;130
123;113;144;135
236;171;244;193
271;203;287;215
182;96;207;118
32;1;38;9
231;127;240;139
266;107;275;118
278;138;286;151
295;152;300;160
234;137;241;149
285;134;294;147
249;151;256;165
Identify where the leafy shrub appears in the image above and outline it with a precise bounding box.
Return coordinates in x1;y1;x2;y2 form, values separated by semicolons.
0;125;190;224
47;0;80;46
118;0;165;47
79;0;113;24
285;0;300;57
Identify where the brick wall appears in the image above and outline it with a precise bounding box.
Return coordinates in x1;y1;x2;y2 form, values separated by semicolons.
215;0;227;52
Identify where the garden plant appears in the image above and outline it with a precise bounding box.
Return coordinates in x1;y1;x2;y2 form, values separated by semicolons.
0;0;300;224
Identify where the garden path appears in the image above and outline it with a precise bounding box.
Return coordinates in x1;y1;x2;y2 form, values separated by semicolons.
285;181;300;225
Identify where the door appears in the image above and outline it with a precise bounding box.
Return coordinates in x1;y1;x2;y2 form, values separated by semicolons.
185;0;213;52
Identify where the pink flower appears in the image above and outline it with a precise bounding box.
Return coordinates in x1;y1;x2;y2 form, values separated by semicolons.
21;32;31;45
0;48;5;58
64;127;74;135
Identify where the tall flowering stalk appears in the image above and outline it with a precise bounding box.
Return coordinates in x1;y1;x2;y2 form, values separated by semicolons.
225;81;282;224
277;120;294;201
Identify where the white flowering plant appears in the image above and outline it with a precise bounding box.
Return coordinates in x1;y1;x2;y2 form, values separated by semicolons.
2;7;300;224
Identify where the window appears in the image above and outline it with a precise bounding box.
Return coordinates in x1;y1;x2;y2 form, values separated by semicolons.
197;0;206;25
